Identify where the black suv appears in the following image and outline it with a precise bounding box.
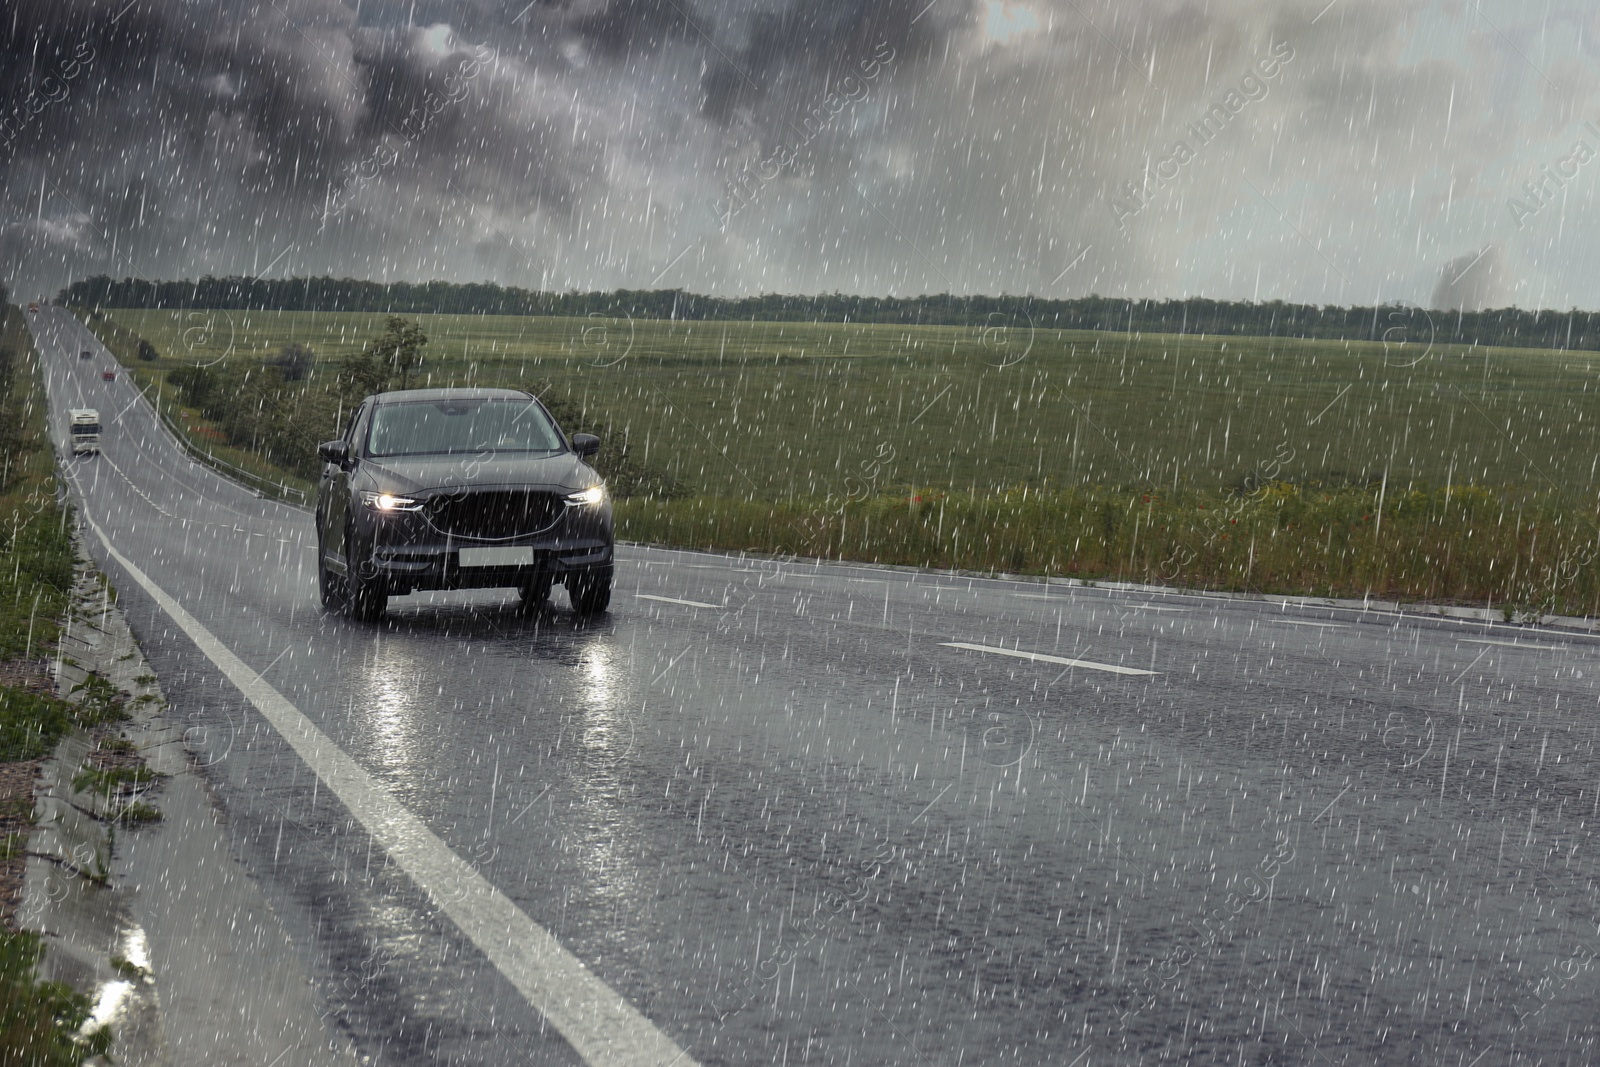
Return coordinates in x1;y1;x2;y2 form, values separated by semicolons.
315;388;613;620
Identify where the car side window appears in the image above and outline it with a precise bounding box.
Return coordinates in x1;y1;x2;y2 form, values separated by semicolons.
346;402;372;456
341;402;363;445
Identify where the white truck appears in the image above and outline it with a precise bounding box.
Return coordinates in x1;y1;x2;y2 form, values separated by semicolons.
69;408;101;455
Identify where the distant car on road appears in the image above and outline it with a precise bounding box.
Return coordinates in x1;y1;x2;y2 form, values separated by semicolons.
101;370;116;381
315;388;613;620
79;349;92;360
27;302;39;314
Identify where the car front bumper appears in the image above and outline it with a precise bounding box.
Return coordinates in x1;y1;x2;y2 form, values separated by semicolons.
347;483;615;594
358;494;613;593
368;537;613;593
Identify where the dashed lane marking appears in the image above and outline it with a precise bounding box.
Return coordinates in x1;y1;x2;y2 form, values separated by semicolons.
1015;594;1188;613
635;594;721;609
939;641;1160;676
78;509;697;1067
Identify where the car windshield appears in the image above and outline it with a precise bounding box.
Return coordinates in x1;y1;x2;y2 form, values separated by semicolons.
366;399;563;457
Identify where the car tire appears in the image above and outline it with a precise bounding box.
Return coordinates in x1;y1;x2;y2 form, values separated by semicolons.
344;525;388;621
518;574;553;613
567;567;612;616
317;528;346;610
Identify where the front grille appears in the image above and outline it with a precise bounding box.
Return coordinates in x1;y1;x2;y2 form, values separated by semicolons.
425;489;561;540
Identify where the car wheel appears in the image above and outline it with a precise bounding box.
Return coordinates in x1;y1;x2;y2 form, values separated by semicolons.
317;528;346;610
518;574;553;613
344;526;388;621
567;567;612;616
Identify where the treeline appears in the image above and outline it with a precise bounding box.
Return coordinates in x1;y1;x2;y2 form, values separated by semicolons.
55;274;1600;352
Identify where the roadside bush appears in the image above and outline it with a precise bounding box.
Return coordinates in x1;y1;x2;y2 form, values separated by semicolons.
135;338;158;361
169;364;339;480
0;309;74;660
167;364;215;408
0;929;111;1064
271;342;314;382
0;689;73;762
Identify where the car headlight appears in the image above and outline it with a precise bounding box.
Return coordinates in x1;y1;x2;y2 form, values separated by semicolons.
360;491;423;512
564;485;607;507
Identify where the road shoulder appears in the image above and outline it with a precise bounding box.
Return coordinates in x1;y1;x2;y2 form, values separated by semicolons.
19;533;359;1066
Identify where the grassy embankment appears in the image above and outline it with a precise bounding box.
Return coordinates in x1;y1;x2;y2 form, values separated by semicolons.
80;310;318;502
0;305;114;1063
92;307;1600;618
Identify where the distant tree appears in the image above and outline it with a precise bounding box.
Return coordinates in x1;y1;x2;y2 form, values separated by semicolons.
270;341;314;381
370;316;428;390
337;347;389;403
136;339;159;361
340;317;428;399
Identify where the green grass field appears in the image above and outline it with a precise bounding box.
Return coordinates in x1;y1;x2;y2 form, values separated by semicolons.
106;307;1600;502
91;307;1600;616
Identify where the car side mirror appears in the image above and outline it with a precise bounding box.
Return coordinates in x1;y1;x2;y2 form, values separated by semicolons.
570;433;600;458
318;440;351;467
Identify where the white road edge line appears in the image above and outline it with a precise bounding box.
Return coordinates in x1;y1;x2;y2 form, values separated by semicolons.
80;514;696;1067
634;594;720;609
939;642;1159;676
1460;637;1567;650
1267;619;1347;628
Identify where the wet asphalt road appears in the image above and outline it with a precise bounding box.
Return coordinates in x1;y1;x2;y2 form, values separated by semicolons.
29;306;1600;1065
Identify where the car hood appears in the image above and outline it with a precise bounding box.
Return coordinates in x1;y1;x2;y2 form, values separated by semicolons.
357;453;596;494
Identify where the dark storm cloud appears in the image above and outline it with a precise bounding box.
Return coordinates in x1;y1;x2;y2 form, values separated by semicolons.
0;0;604;286
0;0;1591;307
559;0;697;59
698;0;975;127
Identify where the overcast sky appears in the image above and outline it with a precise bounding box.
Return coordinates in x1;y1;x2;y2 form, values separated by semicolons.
1;0;1594;309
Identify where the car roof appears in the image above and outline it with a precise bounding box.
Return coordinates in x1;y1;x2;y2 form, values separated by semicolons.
372;388;532;404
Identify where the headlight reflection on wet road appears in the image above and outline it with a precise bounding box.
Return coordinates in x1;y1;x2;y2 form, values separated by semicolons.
356;644;426;772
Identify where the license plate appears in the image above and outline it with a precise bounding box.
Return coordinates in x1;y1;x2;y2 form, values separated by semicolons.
458;547;534;568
